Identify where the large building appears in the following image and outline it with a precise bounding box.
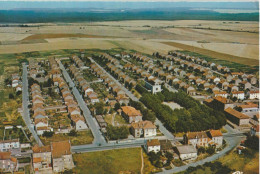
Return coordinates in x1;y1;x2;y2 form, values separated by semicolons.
224;107;250;126
0;139;20;152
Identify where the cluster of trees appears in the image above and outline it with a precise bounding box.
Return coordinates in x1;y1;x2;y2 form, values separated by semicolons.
197;146;216;155
42;131;54;137
106;125;129;140
148;152;163;168
129;100;156;123
244;135;259;151
140;88;226;133
185;161;233;174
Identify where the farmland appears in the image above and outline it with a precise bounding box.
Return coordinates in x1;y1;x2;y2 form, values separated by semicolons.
0;20;258;65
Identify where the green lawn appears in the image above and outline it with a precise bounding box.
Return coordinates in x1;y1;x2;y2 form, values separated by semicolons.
73;147;142;174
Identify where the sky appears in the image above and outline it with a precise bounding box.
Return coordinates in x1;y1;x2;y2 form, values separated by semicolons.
0;0;258;10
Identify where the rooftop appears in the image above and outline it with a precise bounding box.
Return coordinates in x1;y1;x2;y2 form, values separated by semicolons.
176;145;197;154
224;107;249;119
51;141;71;158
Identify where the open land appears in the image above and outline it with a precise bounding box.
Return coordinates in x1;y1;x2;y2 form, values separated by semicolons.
72;147;142;174
0;20;258;66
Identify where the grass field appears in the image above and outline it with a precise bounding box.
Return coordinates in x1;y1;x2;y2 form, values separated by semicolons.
163;41;258;66
40;130;93;146
218;150;259;174
72;147;142;174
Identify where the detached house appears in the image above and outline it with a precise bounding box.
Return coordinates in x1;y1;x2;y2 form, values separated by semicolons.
176;145;197;161
121;106;143;123
145;139;161;153
130;121;156;138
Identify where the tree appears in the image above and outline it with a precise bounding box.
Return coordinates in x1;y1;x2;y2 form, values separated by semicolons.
94;102;105;115
68;129;77;137
16;91;22;96
244;135;259;151
206;146;215;155
9;93;14;99
106;125;129;140
42;131;54;137
114;102;121;111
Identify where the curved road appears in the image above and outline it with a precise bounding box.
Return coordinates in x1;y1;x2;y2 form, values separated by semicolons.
157;125;244;174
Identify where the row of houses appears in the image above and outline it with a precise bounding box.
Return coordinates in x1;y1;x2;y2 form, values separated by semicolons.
152;52;258;99
32;140;74;173
68;64;99;104
50;58;88;131
31;83;53;135
11;73;22;92
90;63;130;105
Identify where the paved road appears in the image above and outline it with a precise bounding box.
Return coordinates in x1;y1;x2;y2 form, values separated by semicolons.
72;140;145;153
89;57;139;102
58;61;107;146
22;64;43;146
89;57;176;141
158;125;244;174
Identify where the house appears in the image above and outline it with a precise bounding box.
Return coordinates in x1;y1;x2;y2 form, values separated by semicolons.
130;121;156;138
184;132;209;148
224;107;250;126
176;145;197;161
71;115;88;130
145;139;160;153
208;130;223;148
240;81;251;90
32;145;52;173
231;91;245;100
0;152;18;172
121;106;143;123
51;141;74;173
214;91;228;98
186;86;196;96
0;139;20;152
249;91;259;100
159;140;173;153
238;103;259;118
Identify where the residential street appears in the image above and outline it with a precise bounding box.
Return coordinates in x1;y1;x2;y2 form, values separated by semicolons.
157;125;245;174
58;61;107;145
89;57;176;141
22;63;43;146
89;57;139;101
